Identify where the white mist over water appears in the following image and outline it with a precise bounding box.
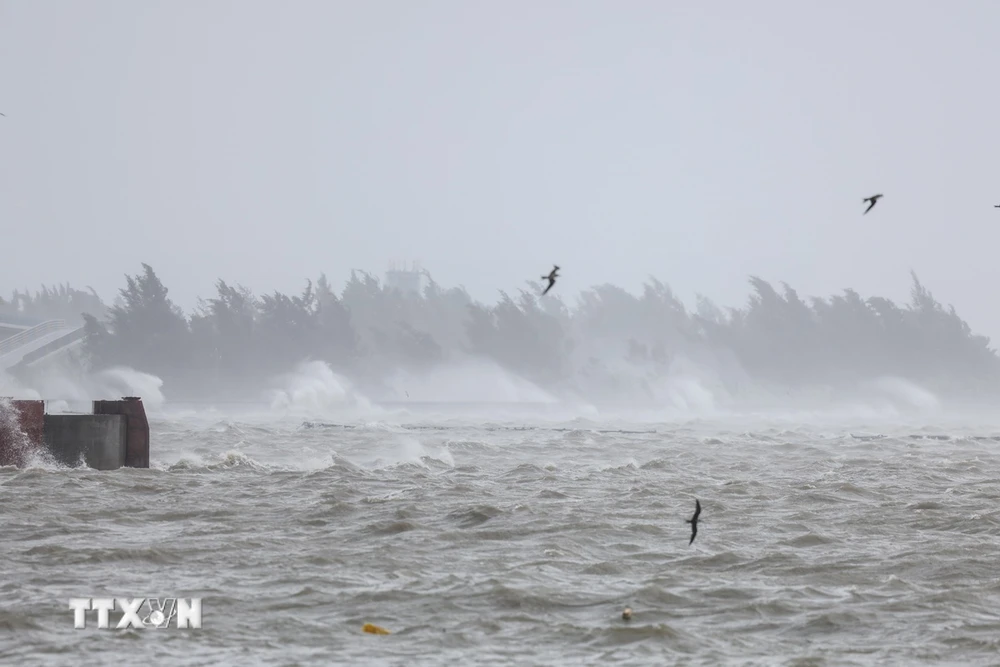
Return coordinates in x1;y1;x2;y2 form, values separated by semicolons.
0;365;166;413
654;374;718;413
0;349;958;434
559;351;726;419
93;367;166;411
384;358;558;404
268;360;376;418
868;376;942;412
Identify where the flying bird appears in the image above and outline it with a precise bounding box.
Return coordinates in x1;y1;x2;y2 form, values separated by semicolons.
863;194;883;215
541;265;560;296
686;499;701;545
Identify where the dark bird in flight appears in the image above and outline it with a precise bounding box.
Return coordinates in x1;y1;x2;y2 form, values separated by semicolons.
541;265;560;296
863;194;883;215
686;499;701;545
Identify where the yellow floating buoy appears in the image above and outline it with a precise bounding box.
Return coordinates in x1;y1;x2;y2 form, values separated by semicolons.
363;623;391;635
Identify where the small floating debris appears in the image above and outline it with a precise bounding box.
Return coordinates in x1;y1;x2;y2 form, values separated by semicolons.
621;607;633;621
363;623;391;635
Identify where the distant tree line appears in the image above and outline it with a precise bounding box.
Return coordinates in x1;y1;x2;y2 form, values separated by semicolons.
0;284;107;325
10;263;999;400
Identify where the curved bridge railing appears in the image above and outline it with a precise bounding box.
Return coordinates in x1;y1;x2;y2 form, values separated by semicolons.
0;320;70;358
11;327;87;369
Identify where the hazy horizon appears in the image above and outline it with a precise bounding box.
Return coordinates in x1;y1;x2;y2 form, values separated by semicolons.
3;1;1000;338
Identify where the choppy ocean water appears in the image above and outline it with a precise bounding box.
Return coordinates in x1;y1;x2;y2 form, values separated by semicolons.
2;401;1000;666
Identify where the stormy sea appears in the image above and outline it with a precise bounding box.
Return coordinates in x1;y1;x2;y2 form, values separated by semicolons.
2;365;1000;666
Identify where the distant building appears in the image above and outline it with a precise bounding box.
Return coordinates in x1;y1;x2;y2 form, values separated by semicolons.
385;260;425;295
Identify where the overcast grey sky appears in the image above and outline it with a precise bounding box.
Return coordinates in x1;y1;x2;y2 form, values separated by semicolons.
2;1;999;338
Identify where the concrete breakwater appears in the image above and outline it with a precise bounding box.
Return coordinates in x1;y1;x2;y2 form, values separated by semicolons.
0;397;149;470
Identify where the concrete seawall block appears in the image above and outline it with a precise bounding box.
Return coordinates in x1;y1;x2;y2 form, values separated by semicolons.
43;414;127;470
93;398;149;468
2;396;150;469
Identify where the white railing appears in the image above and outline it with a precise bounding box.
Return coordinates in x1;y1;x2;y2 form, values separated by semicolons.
0;320;70;358
12;327;86;368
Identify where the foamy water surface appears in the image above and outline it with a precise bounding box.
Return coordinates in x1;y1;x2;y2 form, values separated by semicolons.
2;371;1000;665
